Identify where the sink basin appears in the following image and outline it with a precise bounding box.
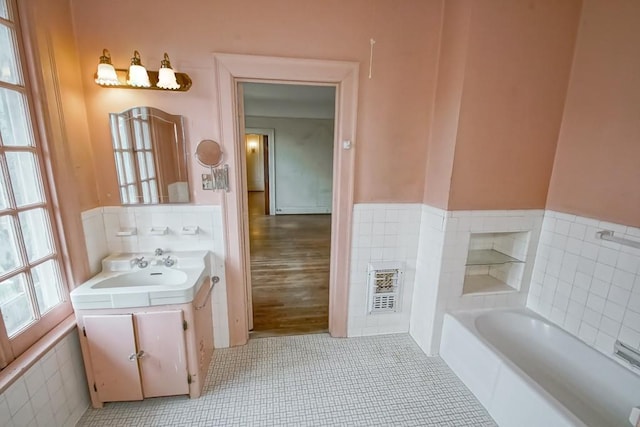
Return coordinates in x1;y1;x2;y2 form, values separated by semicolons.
70;251;210;310
91;267;188;288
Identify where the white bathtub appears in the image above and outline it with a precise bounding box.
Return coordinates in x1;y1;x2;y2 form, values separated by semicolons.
440;308;640;427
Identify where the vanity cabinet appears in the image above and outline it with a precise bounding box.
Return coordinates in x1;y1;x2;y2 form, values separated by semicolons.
75;276;214;408
83;311;189;402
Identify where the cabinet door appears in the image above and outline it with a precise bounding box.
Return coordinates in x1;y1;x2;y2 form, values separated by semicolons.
84;314;143;402
135;310;189;397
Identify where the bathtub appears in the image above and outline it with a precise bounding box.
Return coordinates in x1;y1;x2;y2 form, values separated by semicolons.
440;308;640;427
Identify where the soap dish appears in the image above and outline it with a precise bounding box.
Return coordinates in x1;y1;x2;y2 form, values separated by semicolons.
116;228;137;237
149;226;169;236
181;226;199;235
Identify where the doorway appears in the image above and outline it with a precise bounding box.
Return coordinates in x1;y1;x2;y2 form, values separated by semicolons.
242;83;335;337
213;53;358;346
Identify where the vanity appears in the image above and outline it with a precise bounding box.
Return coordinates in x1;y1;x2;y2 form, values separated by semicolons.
70;251;215;408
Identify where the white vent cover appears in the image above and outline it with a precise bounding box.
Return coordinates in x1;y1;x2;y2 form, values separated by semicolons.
367;262;404;314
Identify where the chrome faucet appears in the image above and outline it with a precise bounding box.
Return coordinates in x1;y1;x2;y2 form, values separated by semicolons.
132;256;149;268
154;248;164;256
162;255;175;267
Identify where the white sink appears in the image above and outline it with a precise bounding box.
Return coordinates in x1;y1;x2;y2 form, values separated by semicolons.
91;267;188;288
71;251;210;310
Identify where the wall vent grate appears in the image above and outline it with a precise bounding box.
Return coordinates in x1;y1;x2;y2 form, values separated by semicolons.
367;263;404;314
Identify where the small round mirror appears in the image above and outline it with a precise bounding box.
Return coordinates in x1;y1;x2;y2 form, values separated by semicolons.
195;139;223;167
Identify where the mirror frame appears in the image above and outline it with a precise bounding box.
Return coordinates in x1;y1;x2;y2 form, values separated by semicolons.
109;106;190;205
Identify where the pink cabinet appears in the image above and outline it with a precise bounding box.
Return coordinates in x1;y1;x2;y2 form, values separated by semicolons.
83;311;189;403
76;277;214;408
83;314;144;402
135;311;189;398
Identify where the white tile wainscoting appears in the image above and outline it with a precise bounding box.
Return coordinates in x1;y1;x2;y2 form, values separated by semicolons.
347;204;422;336
0;332;90;427
347;204;543;351
410;207;544;355
528;210;640;368
80;205;229;348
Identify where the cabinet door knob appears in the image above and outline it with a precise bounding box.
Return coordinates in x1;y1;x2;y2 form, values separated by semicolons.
128;350;145;361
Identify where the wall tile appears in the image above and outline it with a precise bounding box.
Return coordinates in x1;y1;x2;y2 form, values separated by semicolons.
0;332;89;427
347;204;422;337
409;207;543;355
528;210;640;371
5;381;28;415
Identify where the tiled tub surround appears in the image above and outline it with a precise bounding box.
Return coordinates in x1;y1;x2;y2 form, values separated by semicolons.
410;207;543;355
0;332;90;427
80;205;229;348
348;204;422;336
528;210;640;368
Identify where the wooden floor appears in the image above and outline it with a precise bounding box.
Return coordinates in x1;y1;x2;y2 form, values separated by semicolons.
248;191;330;338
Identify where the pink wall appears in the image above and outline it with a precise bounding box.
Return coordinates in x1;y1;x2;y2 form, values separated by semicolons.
423;0;473;209
446;0;582;210
69;0;443;204
547;0;640;228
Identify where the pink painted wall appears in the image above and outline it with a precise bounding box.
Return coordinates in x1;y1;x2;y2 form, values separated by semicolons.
68;0;443;204
423;0;581;210
546;0;640;228
446;0;582;210
423;0;473;209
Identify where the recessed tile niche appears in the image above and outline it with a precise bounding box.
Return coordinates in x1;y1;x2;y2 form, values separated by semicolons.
463;231;530;295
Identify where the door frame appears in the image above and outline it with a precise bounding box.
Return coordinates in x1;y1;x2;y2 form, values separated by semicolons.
246;128;276;215
213;53;358;346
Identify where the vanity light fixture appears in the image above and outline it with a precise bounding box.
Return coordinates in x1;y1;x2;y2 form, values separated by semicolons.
94;49;192;91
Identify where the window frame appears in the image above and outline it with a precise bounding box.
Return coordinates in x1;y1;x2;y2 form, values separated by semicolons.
0;0;72;366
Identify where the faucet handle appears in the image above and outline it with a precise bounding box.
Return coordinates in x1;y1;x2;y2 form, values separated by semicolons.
132;256;149;268
154;248;164;256
162;255;176;267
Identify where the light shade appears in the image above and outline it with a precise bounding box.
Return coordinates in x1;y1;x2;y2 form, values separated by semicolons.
95;49;119;86
127;50;151;88
157;53;180;90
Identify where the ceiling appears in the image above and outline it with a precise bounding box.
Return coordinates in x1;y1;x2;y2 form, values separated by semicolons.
242;82;336;119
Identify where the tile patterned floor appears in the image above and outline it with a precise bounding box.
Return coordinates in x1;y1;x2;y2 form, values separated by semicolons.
77;334;495;426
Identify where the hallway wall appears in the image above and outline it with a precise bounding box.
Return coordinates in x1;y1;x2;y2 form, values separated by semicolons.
246;116;334;214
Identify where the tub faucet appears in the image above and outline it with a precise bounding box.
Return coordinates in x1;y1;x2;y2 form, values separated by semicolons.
154;248;164;256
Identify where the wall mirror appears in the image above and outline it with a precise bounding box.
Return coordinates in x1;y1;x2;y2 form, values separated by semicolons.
109;106;190;204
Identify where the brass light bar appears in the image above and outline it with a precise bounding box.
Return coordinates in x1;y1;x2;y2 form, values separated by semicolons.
95;68;192;91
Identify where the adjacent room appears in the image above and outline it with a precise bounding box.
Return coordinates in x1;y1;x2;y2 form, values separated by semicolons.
242;83;335;337
0;0;638;426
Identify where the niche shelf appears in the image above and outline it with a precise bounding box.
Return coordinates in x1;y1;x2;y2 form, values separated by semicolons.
463;232;529;296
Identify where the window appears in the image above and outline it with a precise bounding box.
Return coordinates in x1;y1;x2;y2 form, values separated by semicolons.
0;0;70;367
